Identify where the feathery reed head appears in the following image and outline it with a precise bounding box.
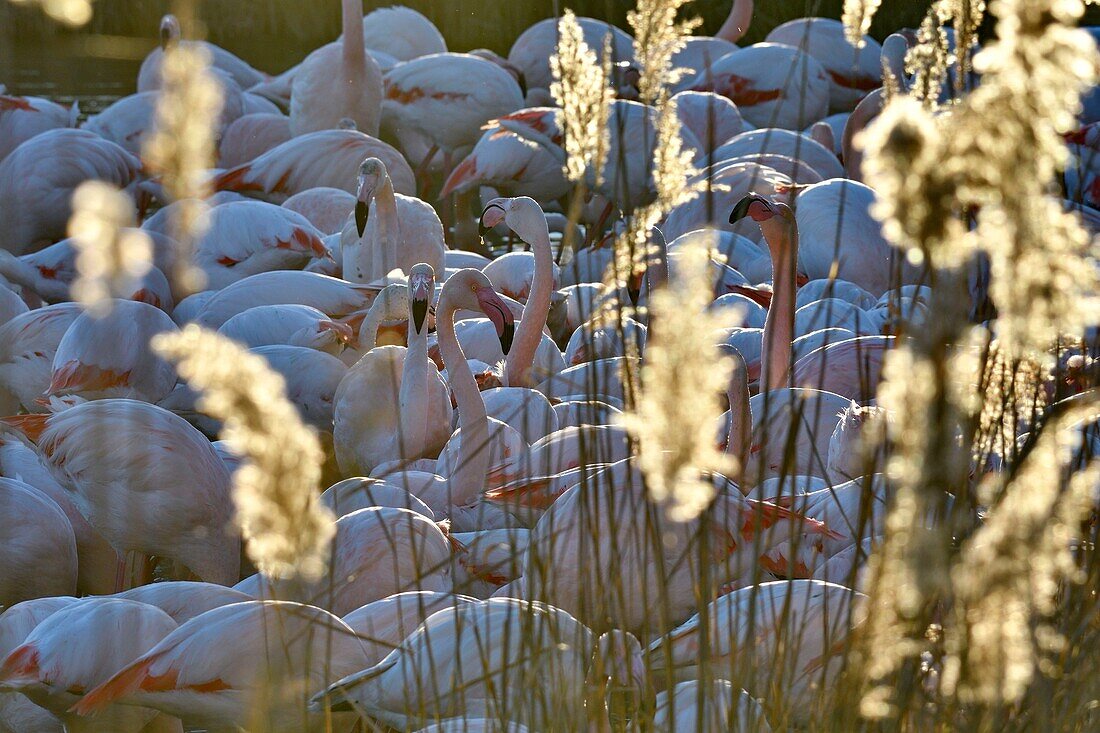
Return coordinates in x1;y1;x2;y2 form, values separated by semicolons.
152;325;335;581
843;0;885;48
67;181;154;316
620;232;737;521
626;0;700;104
9;0;93;26
550;9;616;185
143;37;223;296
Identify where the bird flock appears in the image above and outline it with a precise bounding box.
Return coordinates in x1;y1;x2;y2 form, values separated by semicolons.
0;0;1097;732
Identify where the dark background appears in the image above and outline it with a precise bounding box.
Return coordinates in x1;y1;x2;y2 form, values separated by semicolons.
2;1;1099;93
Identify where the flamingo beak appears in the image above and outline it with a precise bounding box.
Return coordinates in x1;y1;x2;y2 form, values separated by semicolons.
477;287;514;355
729;194;774;223
627;269;643;306
410;275;431;334
355;201;368;238
479;202;506;237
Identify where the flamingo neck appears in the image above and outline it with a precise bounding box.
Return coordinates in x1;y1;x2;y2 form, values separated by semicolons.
505;214;553;387
760;217;797;392
341;0;366;78
399;313;430;459
373;175;398;281
724;355;752;486
842;90;883;181
437;294;489;495
715;0;753;43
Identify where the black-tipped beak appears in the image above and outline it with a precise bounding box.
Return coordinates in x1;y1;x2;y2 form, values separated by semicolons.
411;298;428;334
499;321;514;355
729;196;756;224
355;201;368;237
517;72;528;98
478;203;505;238
627;285;641;307
160;27;171;49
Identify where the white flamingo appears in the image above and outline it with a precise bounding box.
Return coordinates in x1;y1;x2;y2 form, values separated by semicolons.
0;94;76;163
0;479;77;608
0;596;76;733
290;0;384;136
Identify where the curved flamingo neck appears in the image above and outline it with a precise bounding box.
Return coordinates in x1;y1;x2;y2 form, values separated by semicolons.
504;210;553;387
760;216;797;392
437;290;489;493
341;0;366;77
715;0;753;43
842;90;883;181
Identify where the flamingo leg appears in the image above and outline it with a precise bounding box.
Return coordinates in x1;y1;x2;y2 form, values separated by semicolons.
414;143;439;199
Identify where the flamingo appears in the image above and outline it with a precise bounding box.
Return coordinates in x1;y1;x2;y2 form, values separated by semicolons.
333;272;452;475
340;591;476;666
687;44;830;130
251;345;347;431
270;506;452;616
320;476;436;520
645;580;866;724
137;13;267;93
0;429;118;595
2;399;239;586
217;303;353;355
450;527;532;596
190;200;330;291
70;600;371;733
0;596;76;733
791;335;893;402
479;197;564;387
714;0;755;43
652;679;772;732
217;112;292;169
361;6;447;62
290;0;383;137
214;128;415;203
342;157;445;284
0;597;182;733
0;129;142;255
711;128;846;180
662;162;793;243
83;90;237;157
0;479;77;608
766;18;883;113
47;300;179;404
114;582;253;624
0;304;82;413
671;90;746;150
668;39;739;93
440;118;571;203
373;269;517;528
522;459;836;635
193;270;378;328
312;597;599;731
507;16;636;97
282;186;356;235
0;94;75;163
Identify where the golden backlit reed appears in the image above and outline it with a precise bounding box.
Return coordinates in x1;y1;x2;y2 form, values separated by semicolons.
142;29;223;295
620;233;737;521
67;180;154;316
842;0;884;47
550;9;615;186
626;0;699;104
152;325;335;581
7;0;93;26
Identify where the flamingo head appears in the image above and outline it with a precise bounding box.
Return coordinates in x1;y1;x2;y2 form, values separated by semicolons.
478;199;508;236
408;263;435;335
729;193;791;224
159;14;181;50
355;157;388;236
337;117;358;131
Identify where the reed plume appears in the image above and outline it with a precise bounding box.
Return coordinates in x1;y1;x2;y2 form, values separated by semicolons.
8;0;93;26
143;32;223;295
620;233;736;520
67;180;153;316
906;8;951;108
943;393;1100;703
152;325;335;581
550;9;615;185
842;0;884;47
626;0;700;104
